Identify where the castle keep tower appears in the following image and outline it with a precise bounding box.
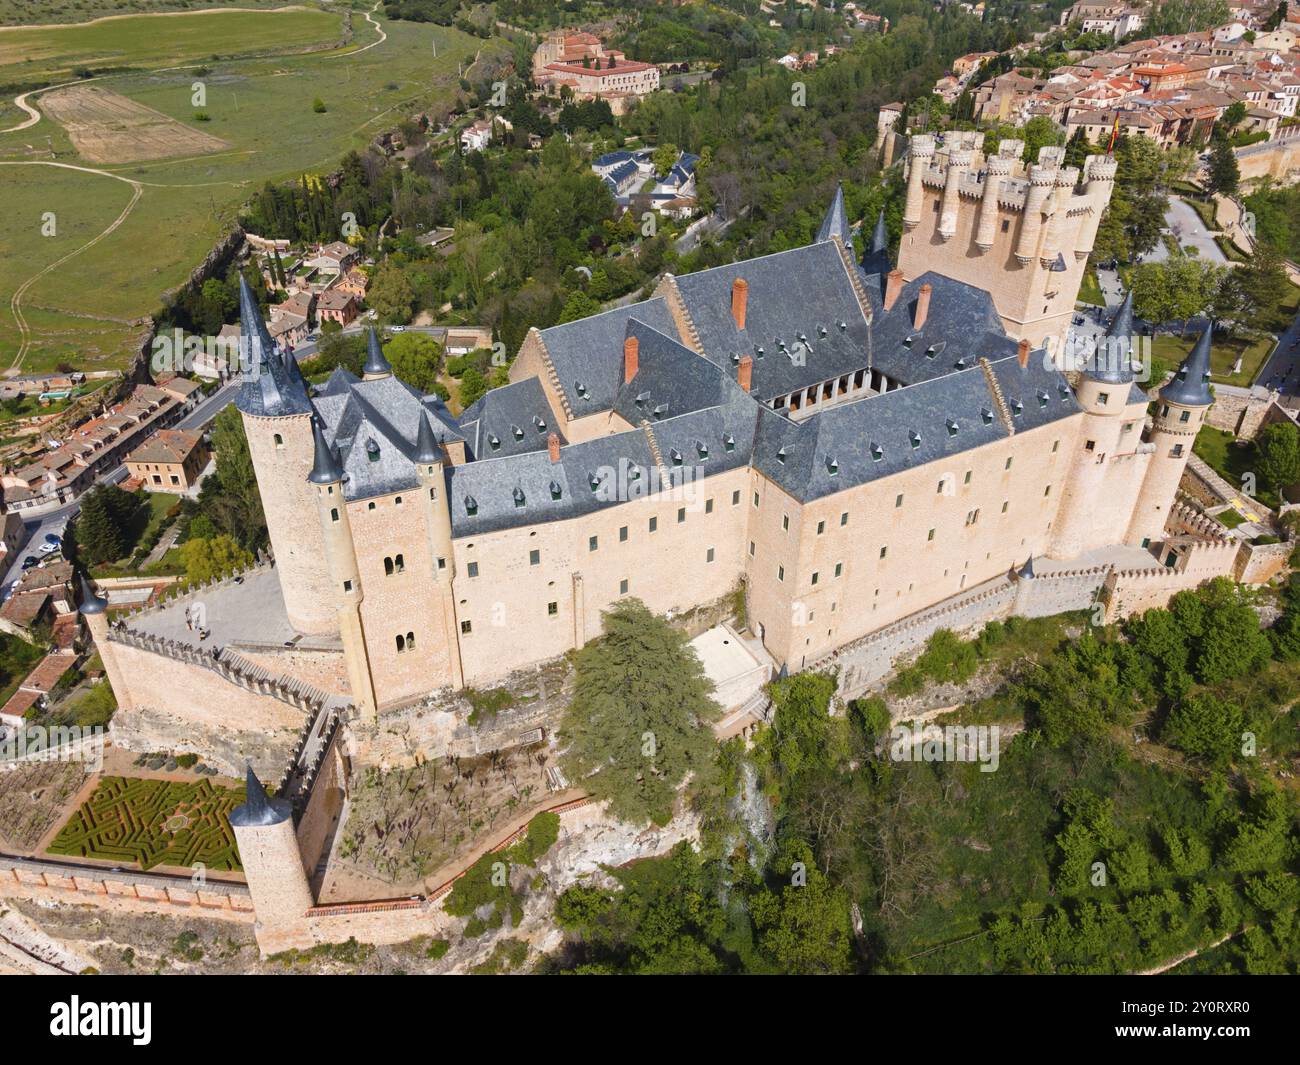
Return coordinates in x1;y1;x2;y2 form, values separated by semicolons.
310;417;379;722
230;766;315;955
898;134;1117;351
1128;322;1214;547
235;279;337;636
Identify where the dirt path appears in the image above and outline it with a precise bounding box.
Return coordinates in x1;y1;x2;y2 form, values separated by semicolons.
323;2;387;60
1135;932;1238;975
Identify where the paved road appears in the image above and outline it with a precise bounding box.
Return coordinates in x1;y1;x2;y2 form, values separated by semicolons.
1094;264;1124;309
1146;197;1228;266
0;380;242;599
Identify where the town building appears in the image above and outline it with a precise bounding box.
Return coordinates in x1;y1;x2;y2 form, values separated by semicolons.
125;429;211;494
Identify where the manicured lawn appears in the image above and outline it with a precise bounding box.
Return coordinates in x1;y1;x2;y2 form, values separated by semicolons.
1077;265;1104;307
1193;425;1281;508
1151;332;1274;388
1217;508;1246;528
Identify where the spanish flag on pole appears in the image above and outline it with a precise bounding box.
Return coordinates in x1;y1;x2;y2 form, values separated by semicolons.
1106;113;1121;155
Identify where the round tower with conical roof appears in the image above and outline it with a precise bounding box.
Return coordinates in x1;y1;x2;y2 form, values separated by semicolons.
230;766;315;955
234;277;336;635
1048;292;1146;559
361;328;392;382
309;415;378;721
78;575;134;709
1127;321;1215;547
414;412;465;690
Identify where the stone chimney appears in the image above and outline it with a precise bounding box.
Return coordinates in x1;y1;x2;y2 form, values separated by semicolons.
738;354;753;393
1018;337;1031;368
623;335;639;384
884;269;906;312
548;432;561;462
731;277;749;331
913;283;932;330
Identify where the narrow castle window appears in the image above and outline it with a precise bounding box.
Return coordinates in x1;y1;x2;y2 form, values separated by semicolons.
619;579;629;595
331;508;339;523
707;547;715;563
467;562;479;578
274;433;284;449
406;631;415;650
396;634;406;652
461;620;472;634
384;556;394;576
394;554;404;573
530;549;540;566
619;526;628;542
548;602;558;616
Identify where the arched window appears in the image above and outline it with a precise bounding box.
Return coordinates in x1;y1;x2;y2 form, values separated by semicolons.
394;553;405;573
384;557;394;576
406;631;415;650
396;634;406;652
273;433;284;449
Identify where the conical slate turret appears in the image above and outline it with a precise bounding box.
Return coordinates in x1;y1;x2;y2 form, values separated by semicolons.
1088;290;1137;384
79;574;107;615
414;412;442;464
230;765;293;828
861;207;892;276
816;183;852;244
362;328;392;379
307;416;343;484
234;275;312;417
1161;321;1214;407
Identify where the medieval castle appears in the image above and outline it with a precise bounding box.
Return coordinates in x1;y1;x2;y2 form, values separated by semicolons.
75;135;1268;953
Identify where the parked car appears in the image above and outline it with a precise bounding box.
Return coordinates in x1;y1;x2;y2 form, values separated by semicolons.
21;556;40;570
38;541;60;556
43;532;61;545
389;325;406;333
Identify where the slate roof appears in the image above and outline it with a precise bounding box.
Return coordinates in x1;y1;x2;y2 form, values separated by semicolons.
866;271;1018;385
1088;290;1138;385
311;371;463;502
815;183;853;244
671;242;873;402
459;376;566;461
536;298;678;413
234;277;313;418
300;187;1092;534
1160;321;1214;406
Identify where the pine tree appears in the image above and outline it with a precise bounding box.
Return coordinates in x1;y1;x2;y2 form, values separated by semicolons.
74;486;131;565
559;599;722;825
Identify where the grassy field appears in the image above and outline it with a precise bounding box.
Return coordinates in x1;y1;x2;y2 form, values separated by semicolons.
0;0;299;28
1151;331;1275;389
0;6;343;85
0;9;493;374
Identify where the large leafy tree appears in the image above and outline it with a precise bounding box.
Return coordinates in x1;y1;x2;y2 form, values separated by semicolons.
199;404;267;551
1254;421;1300;494
383;332;444;395
560;598;721;825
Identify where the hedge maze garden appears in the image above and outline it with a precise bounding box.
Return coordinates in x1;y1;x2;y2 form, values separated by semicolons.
47;776;246;871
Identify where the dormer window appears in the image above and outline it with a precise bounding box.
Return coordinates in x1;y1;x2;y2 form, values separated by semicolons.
946;420;959;437
818;325;828;337
954;357;967;370
903;333;920;347
826;457;839;474
777;446;787;464
513;487;526;508
670;448;683;466
464;495;478;515
1011;400;1023;417
488;434;500;450
696;440;708;459
366;438;380;462
628;465;642;482
724;434;735;452
925;341;946;359
588;472;601;493
575;381;590;400
635;391;649;407
511;424;524;440
1058;384;1070;401
550;480;563;500
652;404;668;419
981;407;994;425
837;321;847;331
533;415;546;432
909;430;921;449
1037;389;1049;408
870;443;884;462
755;346;765;358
